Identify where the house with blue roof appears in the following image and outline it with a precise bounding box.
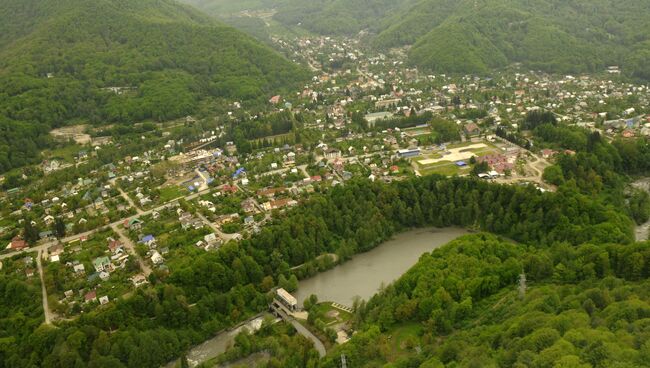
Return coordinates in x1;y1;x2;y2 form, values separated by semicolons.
140;235;156;248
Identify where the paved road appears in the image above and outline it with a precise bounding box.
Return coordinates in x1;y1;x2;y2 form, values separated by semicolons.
271;304;326;357
290;318;326;357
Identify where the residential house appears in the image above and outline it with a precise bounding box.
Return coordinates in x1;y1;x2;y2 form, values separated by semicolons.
179;214;203;230
92;256;112;273
84;290;97;303
131;274;148;287
7;237;27;251
263;198;298;211
541;149;557;159
140;235;156;248
73;263;85;274
244;216;255;226
241;198;259;214
49;244;64;257
151;251;164;265
216;214;239;226
324;148;342;160
43;215;55;225
123;218;143;231
108;239;124;255
623;129;635;138
464;123;481;136
257;187;285;199
204;233;218;245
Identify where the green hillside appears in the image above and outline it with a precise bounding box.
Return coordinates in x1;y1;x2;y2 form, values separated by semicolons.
399;0;650;77
178;0;279;15
0;0;308;173
181;0;420;35
322;233;650;367
186;0;650;80
272;0;417;36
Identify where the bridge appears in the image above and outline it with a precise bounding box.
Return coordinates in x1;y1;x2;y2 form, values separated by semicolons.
270;299;326;357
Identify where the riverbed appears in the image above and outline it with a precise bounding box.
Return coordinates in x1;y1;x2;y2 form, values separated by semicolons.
294;227;468;307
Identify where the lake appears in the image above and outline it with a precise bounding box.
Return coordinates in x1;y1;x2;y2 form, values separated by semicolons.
294;227;468;307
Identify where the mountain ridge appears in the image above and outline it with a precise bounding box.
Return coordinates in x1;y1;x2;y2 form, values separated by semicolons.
182;0;650;79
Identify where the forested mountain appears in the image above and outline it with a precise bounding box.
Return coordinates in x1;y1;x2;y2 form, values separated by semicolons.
271;0;419;36
177;0;280;15
0;0;308;173
186;0;650;79
399;0;650;78
181;0;419;35
379;0;650;79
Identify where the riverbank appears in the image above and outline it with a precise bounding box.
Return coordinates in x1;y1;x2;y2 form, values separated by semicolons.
164;315;268;368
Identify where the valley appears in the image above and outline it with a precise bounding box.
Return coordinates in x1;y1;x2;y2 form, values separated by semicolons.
1;1;650;368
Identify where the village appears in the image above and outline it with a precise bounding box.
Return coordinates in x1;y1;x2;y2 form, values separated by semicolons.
1;32;649;342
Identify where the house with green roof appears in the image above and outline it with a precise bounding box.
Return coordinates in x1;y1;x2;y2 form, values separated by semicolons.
92;256;112;273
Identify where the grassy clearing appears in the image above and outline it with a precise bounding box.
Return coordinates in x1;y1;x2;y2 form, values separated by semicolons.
419;163;470;177
43;144;83;163
311;302;352;325
383;322;423;360
158;185;184;202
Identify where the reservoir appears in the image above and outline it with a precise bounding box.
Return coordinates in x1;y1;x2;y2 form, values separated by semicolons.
167;226;467;367
294;227;468;307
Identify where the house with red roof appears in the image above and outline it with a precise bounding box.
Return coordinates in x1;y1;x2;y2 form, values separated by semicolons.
84;290;97;303
7;236;27;251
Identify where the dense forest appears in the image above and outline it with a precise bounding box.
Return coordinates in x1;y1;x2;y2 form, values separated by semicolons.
321;233;650;367
0;0;309;173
